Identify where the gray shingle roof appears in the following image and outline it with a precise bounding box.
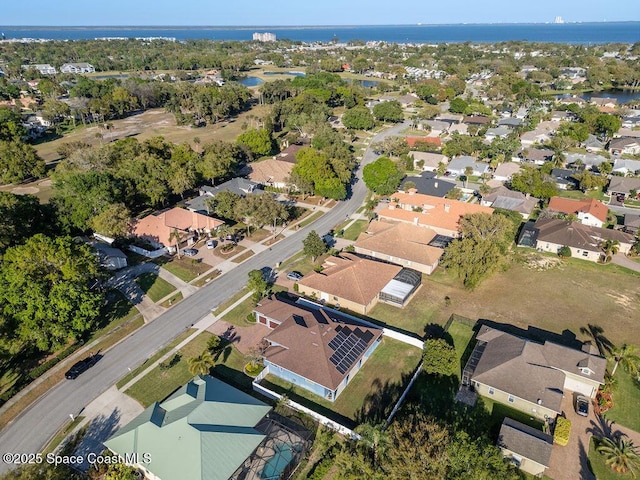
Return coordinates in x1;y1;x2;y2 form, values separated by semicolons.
498;417;553;467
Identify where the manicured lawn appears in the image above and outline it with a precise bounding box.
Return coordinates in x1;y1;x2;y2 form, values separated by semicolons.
125;332;214;407
603;370;640;432
340;220;369;241
192;269;221;287
160;257;212;282
261;337;422;427
244;228;272;242
135;273;176;302
297;211;324;228
218;294;258;327
481;396;545;437
370;257;640;346
446;319;476;378
588;437;636;480
214;243;246;258
160;291;183;308
558;189;608;202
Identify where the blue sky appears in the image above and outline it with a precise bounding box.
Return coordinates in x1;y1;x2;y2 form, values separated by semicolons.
2;0;639;25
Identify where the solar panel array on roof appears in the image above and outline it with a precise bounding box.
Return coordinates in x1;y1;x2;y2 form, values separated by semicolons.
329;331;368;374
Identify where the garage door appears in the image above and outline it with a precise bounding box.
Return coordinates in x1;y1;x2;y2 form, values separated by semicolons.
257;315;267;325
564;377;595;398
268;320;278;329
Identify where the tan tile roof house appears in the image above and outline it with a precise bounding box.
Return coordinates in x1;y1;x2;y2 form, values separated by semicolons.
379;191;494;237
464;326;607;420
297;253;402;314
244;158;293;189
547;196;609;228
133;207;224;251
254;297;383;401
520;218;635;262
354;220;444;275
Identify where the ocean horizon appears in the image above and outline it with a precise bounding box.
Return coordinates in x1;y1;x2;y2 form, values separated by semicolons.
1;22;639;44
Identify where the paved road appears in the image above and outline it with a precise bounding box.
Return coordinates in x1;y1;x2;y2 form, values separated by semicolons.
0;122;409;468
607;202;640;217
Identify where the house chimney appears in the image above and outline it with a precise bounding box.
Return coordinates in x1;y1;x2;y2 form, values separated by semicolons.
444;204;451;213
414;217;419;225
434;181;439;188
408;188;417;195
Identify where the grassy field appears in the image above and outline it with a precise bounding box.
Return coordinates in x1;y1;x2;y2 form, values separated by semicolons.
135;273;176;302
32;105;274;164
159;257;212;282
603;370;640;432
588;437;635;480
446;319;476;379
368;255;640;347
261;337;422;427
231;249;255;263
192;269;221;287
558;188;608;202
125;332;214;407
340;220;369;241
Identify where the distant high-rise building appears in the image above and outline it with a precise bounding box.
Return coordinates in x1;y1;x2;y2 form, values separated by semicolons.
253;32;276;42
554;16;565;24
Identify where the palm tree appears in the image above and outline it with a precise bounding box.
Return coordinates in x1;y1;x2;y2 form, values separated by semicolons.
596;435;640;477
188;350;215;376
600;239;620;263
169;228;183;258
611;344;640;376
355;423;390;468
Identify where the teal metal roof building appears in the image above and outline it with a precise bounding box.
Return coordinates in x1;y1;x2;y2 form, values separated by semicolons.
105;375;272;480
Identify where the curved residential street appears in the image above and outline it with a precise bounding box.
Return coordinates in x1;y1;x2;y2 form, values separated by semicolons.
0;122;409;470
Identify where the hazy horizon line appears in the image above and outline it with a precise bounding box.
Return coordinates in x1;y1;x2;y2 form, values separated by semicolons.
2;20;639;29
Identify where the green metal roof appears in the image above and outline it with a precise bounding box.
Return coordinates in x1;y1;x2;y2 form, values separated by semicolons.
105;375;271;480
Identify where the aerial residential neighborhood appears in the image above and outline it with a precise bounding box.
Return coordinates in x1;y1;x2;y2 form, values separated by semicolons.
0;7;639;480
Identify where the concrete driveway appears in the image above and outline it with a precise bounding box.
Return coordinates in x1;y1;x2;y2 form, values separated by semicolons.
547;393;596;480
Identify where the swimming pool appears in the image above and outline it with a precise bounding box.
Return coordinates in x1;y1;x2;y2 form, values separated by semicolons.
260;442;298;479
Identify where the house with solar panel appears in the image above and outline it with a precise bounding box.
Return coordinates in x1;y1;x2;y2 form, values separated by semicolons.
104;375;311;480
254;296;383;402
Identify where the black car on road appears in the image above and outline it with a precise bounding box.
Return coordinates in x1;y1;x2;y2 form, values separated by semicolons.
65;355;99;379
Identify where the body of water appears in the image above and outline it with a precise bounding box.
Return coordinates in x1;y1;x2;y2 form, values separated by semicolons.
239;76;264;86
263;71;306;77
1;23;638;44
557;89;640;104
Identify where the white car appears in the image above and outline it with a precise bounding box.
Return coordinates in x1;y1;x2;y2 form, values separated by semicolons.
206;240;215;249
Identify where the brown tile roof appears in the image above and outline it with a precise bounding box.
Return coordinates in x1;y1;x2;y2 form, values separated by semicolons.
463;115;491;125
244;158;293;186
379;192;493;233
405;136;442;147
498;418;553;467
548;196;609;223
133;207;224;247
355;220;444;266
472;326;605;413
298;253;401;306
256;298;382;390
278;144;304;163
534;218;635;252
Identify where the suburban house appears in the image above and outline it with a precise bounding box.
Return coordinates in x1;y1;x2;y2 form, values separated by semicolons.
551;168;579;190
480;186;539;219
254;296;383;401
400;173;456;198
607;176;640;201
581;134;605;153
435;113;464;125
520;129;551;148
513;148;554;166
185;178;261;214
60;62;95;73
105;375;307;480
463;325;607;420
296;253;421;313
550;110;576;123
565;152;608;171
518;218;635;262
93;243;128;270
422;119;450;136
591;97;618;109
485;126;512;142
463;115;491;126
497;117;522;128
547;197;609;228
447;156;490;177
557;95;586;106
379;191;494;237
409;151;449;172
492;162;522;182
133;207;224;252
612;158;640;176
242;158;293;190
624;213;640;234
610;137;640;156
498;418;554;477
354;220;445;275
21;64;57;75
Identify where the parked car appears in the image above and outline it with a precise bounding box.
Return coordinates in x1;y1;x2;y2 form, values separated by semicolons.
206;240;216;249
576;395;589;417
65;355;99;379
287;271;303;281
183;248;198;257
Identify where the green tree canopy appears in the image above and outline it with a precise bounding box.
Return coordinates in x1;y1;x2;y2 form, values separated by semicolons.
342;106;375;130
236;128;274;159
88;202;132;238
0;234;103;352
363;157;404;195
373;101;404;123
422;338;458;377
247;269;269;302
0;140;46;184
303;230;327;261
